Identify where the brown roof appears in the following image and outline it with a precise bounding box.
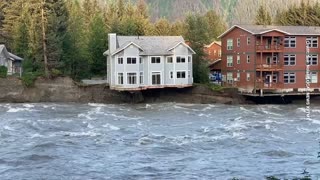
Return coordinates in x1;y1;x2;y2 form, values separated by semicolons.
219;25;320;38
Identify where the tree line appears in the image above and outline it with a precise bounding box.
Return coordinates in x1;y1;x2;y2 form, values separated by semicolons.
0;0;226;84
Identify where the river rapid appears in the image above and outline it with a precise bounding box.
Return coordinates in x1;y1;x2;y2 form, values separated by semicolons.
0;103;319;179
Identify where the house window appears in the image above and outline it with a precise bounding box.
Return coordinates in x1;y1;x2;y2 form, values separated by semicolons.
170;71;173;79
284;54;296;66
167;57;173;63
237;72;240;81
152;72;161;85
140;72;143;84
247;37;251;45
284;37;296;48
311;72;318;83
176;56;186;63
247;55;250;63
308;54;318;65
227;56;233;67
118;57;123;64
127;73;137;84
188;56;191;63
218;50;221;57
127;57;137;64
246;73;250;81
188;70;191;78
284;72;296;84
227;39;233;50
177;71;186;78
227;72;233;84
306;37;318;48
151;57;161;63
237;38;240;47
118;73;123;84
237;55;240;64
139;57;143;64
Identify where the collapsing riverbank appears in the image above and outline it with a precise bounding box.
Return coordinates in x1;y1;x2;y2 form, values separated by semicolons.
0;77;245;104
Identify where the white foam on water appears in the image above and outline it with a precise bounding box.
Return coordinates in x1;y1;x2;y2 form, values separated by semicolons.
265;124;271;130
3;125;15;131
87;123;94;129
239;106;259;115
23;104;35;108
88;103;106;107
7;107;35;113
102;123;120;131
64;131;101;137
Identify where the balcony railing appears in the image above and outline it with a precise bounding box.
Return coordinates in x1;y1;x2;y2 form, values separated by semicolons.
255;81;283;90
256;44;283;52
256;64;283;71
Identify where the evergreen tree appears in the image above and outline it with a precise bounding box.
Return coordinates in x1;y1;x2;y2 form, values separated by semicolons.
152;18;171;35
88;14;107;76
184;14;210;84
255;5;272;25
204;10;227;41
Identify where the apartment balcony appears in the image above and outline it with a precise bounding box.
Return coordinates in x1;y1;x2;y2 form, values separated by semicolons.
256;64;283;71
256;44;284;53
255;81;283;90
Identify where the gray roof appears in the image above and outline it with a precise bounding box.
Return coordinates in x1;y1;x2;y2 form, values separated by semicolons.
0;44;23;61
114;36;186;56
219;25;320;38
9;52;23;61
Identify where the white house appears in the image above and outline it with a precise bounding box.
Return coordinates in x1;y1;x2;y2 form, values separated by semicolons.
103;33;195;91
0;44;23;75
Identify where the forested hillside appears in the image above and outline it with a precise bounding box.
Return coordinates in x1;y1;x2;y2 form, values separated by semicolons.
131;0;320;25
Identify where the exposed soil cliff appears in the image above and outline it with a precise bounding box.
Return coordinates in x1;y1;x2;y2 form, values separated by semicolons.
0;77;244;104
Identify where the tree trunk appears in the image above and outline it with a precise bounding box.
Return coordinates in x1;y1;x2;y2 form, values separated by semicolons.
41;0;49;77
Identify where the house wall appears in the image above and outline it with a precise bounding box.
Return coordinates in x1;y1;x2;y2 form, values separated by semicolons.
221;27;256;91
0;50;7;67
110;42;193;90
205;43;221;62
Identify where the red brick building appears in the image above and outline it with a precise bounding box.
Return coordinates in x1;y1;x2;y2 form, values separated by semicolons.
204;41;222;81
219;25;320;96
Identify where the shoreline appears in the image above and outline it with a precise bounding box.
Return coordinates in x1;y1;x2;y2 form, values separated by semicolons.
0;77;244;105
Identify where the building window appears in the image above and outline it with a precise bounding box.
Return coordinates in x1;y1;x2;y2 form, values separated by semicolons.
227;72;233;84
284;37;296;48
237;38;240;47
127;57;137;64
306;37;318;48
188;56;192;63
237;55;240;64
311;72;318;83
247;37;251;45
188;70;191;78
246;73;250;81
218;50;221;57
167;57;173;63
227;56;233;67
152;72;161;85
169;71;173;79
140;72;143;84
227;39;233;50
118;73;123;84
308;54;318;65
127;73;137;84
139;57;143;64
284;72;296;84
151;57;161;63
237;72;240;81
284;54;296;66
177;71;186;78
177;56;186;63
118;57;123;64
247;55;250;63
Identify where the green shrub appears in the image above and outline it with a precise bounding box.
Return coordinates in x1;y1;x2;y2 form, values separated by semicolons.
50;68;63;78
0;66;8;78
21;72;40;87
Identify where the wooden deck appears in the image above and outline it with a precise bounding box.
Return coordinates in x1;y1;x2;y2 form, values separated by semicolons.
110;84;193;91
